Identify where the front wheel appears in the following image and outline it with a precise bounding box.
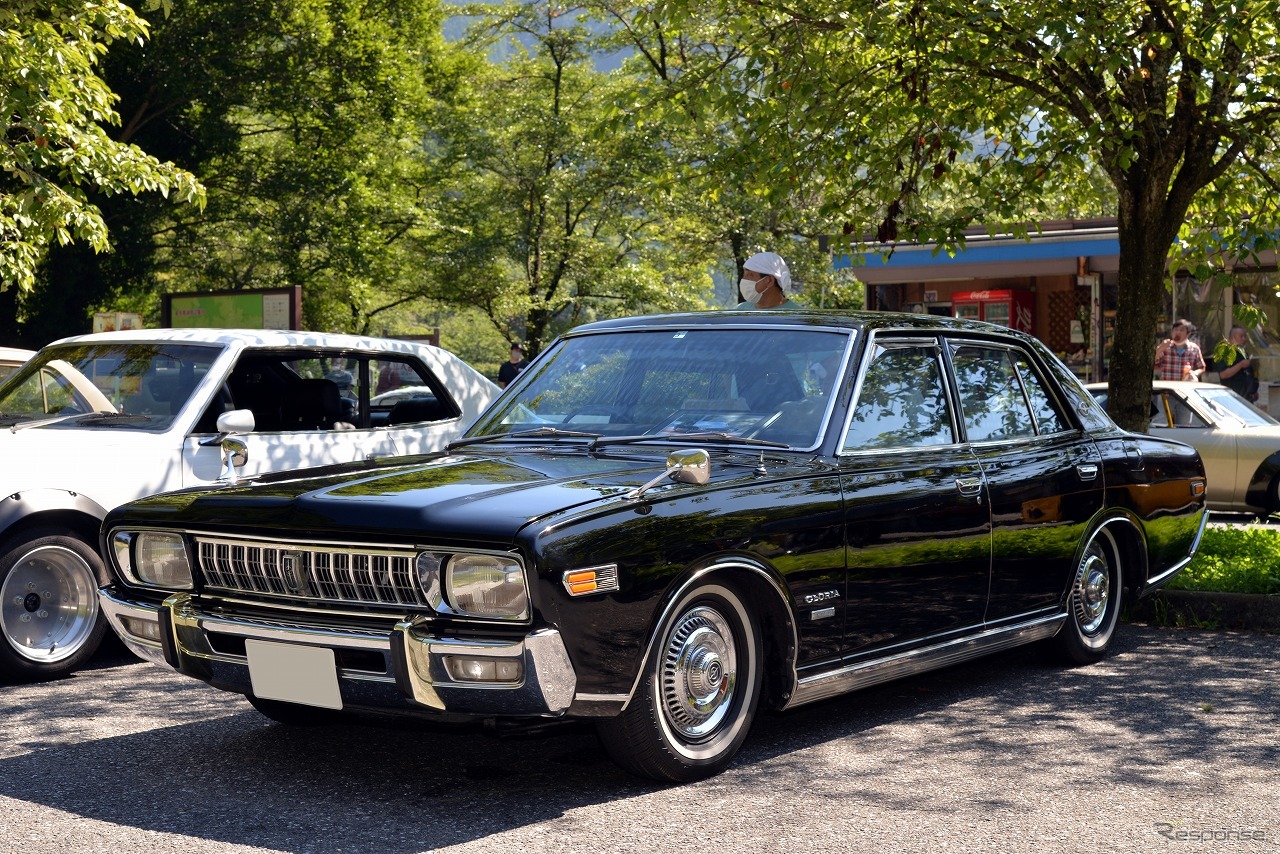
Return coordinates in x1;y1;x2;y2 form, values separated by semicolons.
1049;529;1123;665
597;580;762;783
0;529;109;682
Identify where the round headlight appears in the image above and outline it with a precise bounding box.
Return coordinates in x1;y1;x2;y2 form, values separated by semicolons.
445;554;528;619
134;532;194;589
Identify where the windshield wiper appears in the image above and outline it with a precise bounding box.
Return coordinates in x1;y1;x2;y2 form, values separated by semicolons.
448;426;603;451
10;410;146;432
593;431;789;449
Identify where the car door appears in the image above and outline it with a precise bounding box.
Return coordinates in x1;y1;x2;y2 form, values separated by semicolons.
947;341;1105;622
838;335;991;655
181;350;390;485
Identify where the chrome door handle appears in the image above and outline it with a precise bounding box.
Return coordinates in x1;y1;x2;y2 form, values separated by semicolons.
955;476;983;497
1076;463;1099;481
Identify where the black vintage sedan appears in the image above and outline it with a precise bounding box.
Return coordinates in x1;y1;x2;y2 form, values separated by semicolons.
98;311;1206;782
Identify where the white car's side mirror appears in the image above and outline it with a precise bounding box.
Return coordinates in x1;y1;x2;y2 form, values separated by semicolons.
216;409;255;435
215;409;255;484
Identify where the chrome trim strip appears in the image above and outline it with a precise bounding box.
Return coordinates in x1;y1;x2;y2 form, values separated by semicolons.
574;692;629;702
784;614;1066;709
620;561;798;711
193;613;389;650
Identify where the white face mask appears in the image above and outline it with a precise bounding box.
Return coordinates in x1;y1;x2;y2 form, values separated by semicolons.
740;276;766;303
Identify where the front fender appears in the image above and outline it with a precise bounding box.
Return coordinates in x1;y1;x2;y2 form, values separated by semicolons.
0;488;110;538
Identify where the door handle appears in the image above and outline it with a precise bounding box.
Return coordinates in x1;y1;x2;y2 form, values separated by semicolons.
1076;463;1099;481
955;476;984;498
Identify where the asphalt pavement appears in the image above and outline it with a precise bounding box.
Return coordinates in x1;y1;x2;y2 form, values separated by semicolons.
1;624;1277;853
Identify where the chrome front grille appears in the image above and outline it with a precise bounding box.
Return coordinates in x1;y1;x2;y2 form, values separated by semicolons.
195;536;428;608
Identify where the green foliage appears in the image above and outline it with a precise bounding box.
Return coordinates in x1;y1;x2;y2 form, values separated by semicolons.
1172;526;1280;595
643;0;1280;433
0;0;204;293
419;3;726;353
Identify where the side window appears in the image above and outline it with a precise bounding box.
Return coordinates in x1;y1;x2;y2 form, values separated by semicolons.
1012;352;1069;434
372;359;459;426
951;345;1036;442
843;342;955;451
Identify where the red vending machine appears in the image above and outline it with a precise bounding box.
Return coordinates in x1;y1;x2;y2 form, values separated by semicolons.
952;289;1035;334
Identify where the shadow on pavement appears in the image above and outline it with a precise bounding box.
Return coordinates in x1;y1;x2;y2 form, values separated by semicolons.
0;625;1275;852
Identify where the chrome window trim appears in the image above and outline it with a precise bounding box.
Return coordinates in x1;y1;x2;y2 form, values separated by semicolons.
837;331;961;456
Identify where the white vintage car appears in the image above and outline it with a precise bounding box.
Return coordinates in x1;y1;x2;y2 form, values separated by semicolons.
0;328;497;682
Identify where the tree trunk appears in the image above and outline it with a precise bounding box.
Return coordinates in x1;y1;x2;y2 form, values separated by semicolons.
1107;196;1180;433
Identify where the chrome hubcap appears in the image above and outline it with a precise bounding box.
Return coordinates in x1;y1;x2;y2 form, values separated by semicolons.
1073;551;1110;635
0;545;97;663
659;606;737;740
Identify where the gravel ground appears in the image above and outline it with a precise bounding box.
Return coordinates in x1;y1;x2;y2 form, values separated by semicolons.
1;623;1276;853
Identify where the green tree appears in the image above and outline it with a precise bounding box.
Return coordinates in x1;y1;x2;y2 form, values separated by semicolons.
591;0;856;309
644;0;1280;431
7;0;453;343
420;2;723;355
0;0;203;296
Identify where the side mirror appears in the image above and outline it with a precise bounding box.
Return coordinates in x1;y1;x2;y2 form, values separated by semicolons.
667;448;710;485
215;409;255;484
216;409;255;435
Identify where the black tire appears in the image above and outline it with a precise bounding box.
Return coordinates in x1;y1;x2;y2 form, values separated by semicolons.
0;528;109;682
247;695;343;726
597;580;762;783
1049;528;1123;665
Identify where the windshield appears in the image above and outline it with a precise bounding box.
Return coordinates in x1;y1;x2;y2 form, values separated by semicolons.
0;342;223;430
1194;386;1280;427
468;326;852;449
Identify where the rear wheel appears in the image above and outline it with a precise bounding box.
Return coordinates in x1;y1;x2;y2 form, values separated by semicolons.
597;581;762;783
1049;529;1122;665
0;530;108;682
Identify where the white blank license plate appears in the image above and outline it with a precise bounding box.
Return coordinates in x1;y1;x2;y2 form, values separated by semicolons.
245;640;343;710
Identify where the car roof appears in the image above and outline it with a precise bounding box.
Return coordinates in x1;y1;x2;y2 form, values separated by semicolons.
40;328;443;357
567;309;1024;338
0;346;36;362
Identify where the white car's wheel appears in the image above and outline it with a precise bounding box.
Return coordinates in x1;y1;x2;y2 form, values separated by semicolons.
0;529;108;682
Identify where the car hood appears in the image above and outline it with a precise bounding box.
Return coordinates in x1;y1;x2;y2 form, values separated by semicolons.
112;448;816;544
0;425;175;484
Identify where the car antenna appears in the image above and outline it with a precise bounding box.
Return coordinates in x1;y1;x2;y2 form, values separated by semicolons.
756;450;768;476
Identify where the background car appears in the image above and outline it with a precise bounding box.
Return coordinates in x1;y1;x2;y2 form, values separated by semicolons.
0;346;35;383
1087;380;1280;515
100;312;1206;782
0;328;497;682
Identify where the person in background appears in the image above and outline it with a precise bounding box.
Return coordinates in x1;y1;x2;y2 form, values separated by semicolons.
498;344;528;389
734;251;798;309
1216;325;1259;401
1154;318;1205;381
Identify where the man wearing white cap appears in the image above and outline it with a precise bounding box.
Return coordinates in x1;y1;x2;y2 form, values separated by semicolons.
734;251;797;309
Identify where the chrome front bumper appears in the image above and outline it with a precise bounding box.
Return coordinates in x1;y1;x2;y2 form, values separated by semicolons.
98;587;577;717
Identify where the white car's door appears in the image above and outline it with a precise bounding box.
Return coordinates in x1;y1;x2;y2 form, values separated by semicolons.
182;426;385;485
